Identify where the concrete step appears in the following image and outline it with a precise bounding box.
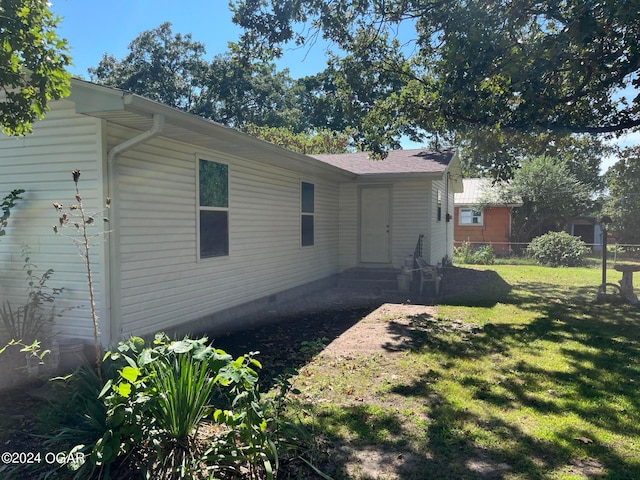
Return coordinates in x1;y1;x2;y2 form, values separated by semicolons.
338;268;401;291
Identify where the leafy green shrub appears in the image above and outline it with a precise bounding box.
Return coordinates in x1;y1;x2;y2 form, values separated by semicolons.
35;333;319;479
454;242;495;265
300;337;329;359
40;365;109;478
473;244;496;265
2;364;112;479
94;334;233;478
527;231;589;267
454;241;474;264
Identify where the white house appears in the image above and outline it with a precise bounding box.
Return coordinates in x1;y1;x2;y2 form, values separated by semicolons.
0;79;462;348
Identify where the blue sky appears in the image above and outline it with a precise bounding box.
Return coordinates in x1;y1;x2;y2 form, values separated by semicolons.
51;0;636;170
52;0;329;79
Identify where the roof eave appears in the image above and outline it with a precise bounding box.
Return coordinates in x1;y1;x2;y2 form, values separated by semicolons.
443;150;464;193
68;79;357;181
455;202;523;208
354;171;447;180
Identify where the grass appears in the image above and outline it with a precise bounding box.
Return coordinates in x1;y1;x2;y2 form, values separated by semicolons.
285;263;640;479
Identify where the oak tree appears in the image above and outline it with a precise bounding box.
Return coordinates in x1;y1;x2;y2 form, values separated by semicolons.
89;22;210;113
0;0;71;135
603;146;640;245
231;0;640;170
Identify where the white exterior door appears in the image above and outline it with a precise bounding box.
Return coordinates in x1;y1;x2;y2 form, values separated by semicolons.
360;186;391;263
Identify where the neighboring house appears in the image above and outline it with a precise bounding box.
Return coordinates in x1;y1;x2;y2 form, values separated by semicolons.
0;79;462;348
454;178;522;254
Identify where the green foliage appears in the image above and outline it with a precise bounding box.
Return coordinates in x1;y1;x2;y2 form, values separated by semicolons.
22;245;64;310
0;300;53;346
37;333;311;479
461;132;612;183
470;244;495;265
454;242;495;265
299;337;329;358
292;34;415;157
245;124;354;154
527;231;589;267
505;156;593;243
38;365;108;479
92;335;222;477
604;145;640;245
208;351;278;480
89;22;305;132
198;159;228;208
204;48;303;130
0;0;71;135
0;245;64;387
231;0;640;172
89;22;209;113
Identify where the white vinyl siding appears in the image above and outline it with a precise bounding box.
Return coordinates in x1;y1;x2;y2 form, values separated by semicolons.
426;178;454;263
0;101;108;342
111;126;340;338
339;174;453;271
337;183;358;271
338;178;433;267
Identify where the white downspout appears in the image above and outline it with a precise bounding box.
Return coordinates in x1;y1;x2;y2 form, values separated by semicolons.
107;114;165;164
445;171;450;262
106;113;165;346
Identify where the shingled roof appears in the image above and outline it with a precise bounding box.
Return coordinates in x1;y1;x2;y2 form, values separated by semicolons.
311;148;457;175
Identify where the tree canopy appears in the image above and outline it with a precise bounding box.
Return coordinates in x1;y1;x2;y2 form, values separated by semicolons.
461;132;612;190
0;0;71;135
496;155;593;244
231;0;640;169
244;124;354;154
90;23;304;130
603;146;640;244
89;22;353;152
89;22;210;113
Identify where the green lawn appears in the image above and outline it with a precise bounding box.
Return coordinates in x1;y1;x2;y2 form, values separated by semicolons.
288;264;640;479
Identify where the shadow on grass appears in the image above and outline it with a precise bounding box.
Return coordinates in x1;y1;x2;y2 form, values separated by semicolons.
211;290;388;390
379;267;640;479
440;267;512;307
213;268;640;478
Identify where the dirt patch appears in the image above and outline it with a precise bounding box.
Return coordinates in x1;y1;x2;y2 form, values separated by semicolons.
320;303;437;356
338;445;428;480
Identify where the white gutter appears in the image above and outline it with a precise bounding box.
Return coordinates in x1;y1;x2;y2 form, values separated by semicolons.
106;113;165;346
107;113;165;163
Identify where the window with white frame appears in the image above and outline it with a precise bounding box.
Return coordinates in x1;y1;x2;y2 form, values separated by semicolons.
301;181;314;246
198;158;229;258
459;208;483;225
437;190;442;221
